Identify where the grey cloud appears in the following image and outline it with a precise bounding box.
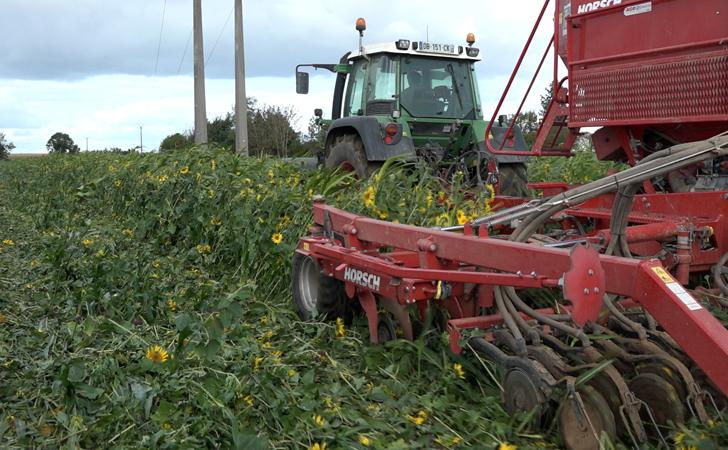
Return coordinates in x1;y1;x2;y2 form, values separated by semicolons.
1;0;540;81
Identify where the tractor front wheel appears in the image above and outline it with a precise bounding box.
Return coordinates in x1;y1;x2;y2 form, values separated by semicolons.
498;163;530;197
291;252;349;321
325;134;380;179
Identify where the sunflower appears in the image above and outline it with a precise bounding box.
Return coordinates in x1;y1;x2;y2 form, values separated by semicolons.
271;233;283;245
179;165;190;175
453;363;465;379
362;186;376;208
456;210;468;225
145;345;169;363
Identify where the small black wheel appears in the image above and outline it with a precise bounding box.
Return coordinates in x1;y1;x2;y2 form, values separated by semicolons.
325;134;381;179
376;313;397;344
498;163;530;197
291;252;349;321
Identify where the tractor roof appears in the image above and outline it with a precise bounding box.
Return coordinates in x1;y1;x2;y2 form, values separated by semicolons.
351;40;482;62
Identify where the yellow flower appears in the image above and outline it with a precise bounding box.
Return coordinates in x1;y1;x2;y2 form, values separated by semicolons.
267;169;274;179
122;228;133;237
243;394;253;407
167;299;177;311
407;410;428;425
196;243;211;254
309;443;327;450
95;249;106;257
211;159;216;171
456;210;468;225
82;239;93;248
313;414;325;427
145;345;169;363
207;188;216;199
180;166;190;175
363;186;376;208
453;363;465;379
271;233;283;245
358;435;371;446
210;217;222;226
243;177;252;184
287;368;297;378
436;213;450;227
376;209;388;220
437;191;447;203
158;174;168;183
162;422;172;430
335;317;345;338
254;356;264;370
497;443;517;450
114;179;122;188
425;192;433;208
2;239;14;246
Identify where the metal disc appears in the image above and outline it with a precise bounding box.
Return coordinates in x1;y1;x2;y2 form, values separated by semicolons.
629;372;685;429
559;385;617;450
503;368;543;417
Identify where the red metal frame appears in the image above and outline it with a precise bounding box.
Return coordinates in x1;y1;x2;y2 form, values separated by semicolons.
299;196;728;396
484;0;728;162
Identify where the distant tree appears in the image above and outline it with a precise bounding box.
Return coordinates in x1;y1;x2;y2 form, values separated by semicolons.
160;133;192;152
46;132;80;154
0;133;15;160
247;100;301;157
208;113;235;150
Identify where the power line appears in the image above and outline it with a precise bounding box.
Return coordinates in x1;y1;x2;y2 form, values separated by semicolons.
153;0;168;75
205;5;234;65
176;30;193;75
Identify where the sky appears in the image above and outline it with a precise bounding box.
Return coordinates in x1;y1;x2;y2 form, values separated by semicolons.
1;0;556;153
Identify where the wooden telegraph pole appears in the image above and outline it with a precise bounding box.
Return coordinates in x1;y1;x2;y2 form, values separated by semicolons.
234;0;249;155
193;0;208;148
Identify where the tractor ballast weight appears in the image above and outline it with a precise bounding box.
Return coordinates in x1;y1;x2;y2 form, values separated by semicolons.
293;2;728;449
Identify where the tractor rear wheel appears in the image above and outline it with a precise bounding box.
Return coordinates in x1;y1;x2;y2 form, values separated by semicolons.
325;134;381;179
291;252;349;321
498;163;530;197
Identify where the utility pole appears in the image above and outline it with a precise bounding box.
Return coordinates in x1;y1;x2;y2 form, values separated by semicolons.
139;125;143;153
234;0;249;156
193;0;208;149
86;137;88;152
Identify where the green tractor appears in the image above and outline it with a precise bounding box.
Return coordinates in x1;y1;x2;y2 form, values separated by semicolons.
295;18;530;196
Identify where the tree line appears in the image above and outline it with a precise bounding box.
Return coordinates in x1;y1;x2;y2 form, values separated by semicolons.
160;98;321;157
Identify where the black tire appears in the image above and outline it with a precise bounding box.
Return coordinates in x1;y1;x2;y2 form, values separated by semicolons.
291;252;349;321
325;134;381;179
498;163;530;197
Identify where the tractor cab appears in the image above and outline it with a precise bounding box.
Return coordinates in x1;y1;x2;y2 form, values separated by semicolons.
296;18;529;195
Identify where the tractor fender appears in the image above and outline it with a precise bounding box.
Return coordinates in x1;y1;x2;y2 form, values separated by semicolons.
325;116;415;162
483;124;530;164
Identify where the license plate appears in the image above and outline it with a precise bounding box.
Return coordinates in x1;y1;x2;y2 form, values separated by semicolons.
416;42;456;55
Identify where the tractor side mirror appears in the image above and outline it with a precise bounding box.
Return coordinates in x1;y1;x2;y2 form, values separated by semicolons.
314;108;323;118
296;71;310;94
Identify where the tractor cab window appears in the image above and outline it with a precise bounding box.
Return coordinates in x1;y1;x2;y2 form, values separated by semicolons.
400;57;475;119
344;59;367;116
365;55;397;115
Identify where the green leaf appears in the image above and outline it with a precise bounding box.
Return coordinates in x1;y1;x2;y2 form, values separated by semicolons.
67;361;86;383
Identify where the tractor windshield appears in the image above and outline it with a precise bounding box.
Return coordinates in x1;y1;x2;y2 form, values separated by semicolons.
400;56;475;119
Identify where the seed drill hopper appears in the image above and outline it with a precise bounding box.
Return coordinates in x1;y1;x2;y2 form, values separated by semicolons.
292;1;728;448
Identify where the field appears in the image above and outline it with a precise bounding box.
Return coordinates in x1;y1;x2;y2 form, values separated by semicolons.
0;150;722;449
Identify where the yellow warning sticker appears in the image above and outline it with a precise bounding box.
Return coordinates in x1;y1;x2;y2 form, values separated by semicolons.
303;242;310;251
651;266;674;283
